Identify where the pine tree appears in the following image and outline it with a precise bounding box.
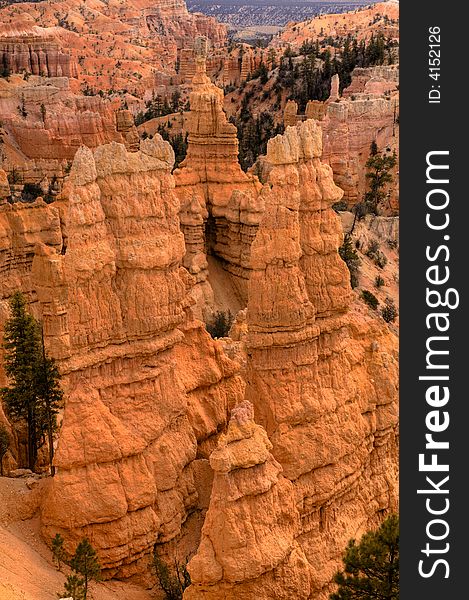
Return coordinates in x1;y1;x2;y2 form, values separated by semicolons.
339;235;360;289
18;94;28;118
364;149;397;215
330;514;399;600
1;293;62;472
267;47;277;70
51;532;67;571
1;292;42;470
70;538;101;600
0;424;10;476
62;573;85;600
36;331;63;475
153;553;191;600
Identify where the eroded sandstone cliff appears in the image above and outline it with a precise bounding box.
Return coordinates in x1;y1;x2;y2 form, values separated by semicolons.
185;401;311;600
185;120;398;599
283;68;399;210
0;24;78;78
0;137;245;578
0;0;227;96
174;42;263;309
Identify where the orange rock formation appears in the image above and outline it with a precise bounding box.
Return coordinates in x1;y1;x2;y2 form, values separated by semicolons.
0;0;226;96
283;68;399;209
186;120;398;598
175;39;263;307
185;401;311;599
0;138;245;577
0;10;399;595
0;74;136;188
0;24;78;78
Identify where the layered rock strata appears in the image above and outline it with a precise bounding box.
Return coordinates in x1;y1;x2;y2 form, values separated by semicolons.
0;25;78;78
187;120;398;598
323;95;398;208
175;40;263;306
283;69;399;208
0;137;244;578
1;77;125;162
115;109;140;153
343;65;399;97
145;0;226;50
0;1;227;95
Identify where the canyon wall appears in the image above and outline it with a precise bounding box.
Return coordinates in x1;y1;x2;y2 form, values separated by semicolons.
185;120;399;598
179;44;266;87
0;137;245;577
0;76;140;190
0;24;78;78
0;76;126;161
322;92;398;209
145;0;226;50
0;0;227;97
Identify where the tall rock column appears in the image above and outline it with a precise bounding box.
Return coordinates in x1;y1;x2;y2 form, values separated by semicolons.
38;138;245;579
174;37;263;307
184;401;311;600
244;120;398;598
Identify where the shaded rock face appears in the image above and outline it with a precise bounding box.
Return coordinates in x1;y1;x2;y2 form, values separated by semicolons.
187;121;398;599
343;65;399;97
0;25;78;78
283;67;399;209
175;47;264;309
185;401;311;600
179;44;264;87
322;93;398;209
1;77;125;163
115;109;140;152
0;139;244;578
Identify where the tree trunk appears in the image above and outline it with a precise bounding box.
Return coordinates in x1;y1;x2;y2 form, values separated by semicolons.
41;331;55;476
47;416;55;476
350;206;359;236
27;404;34;471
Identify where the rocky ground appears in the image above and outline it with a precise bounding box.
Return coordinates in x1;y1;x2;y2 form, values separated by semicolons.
0;477;153;600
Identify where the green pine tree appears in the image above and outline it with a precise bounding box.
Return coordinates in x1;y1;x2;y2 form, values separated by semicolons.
1;292;42;470
1;292;63;472
364;145;397;215
339;235;360;289
36;331;63;476
330;514;399;600
153;553;191;600
70;538;101;600
0;424;10;476
51;533;67;571
61;573;85;600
